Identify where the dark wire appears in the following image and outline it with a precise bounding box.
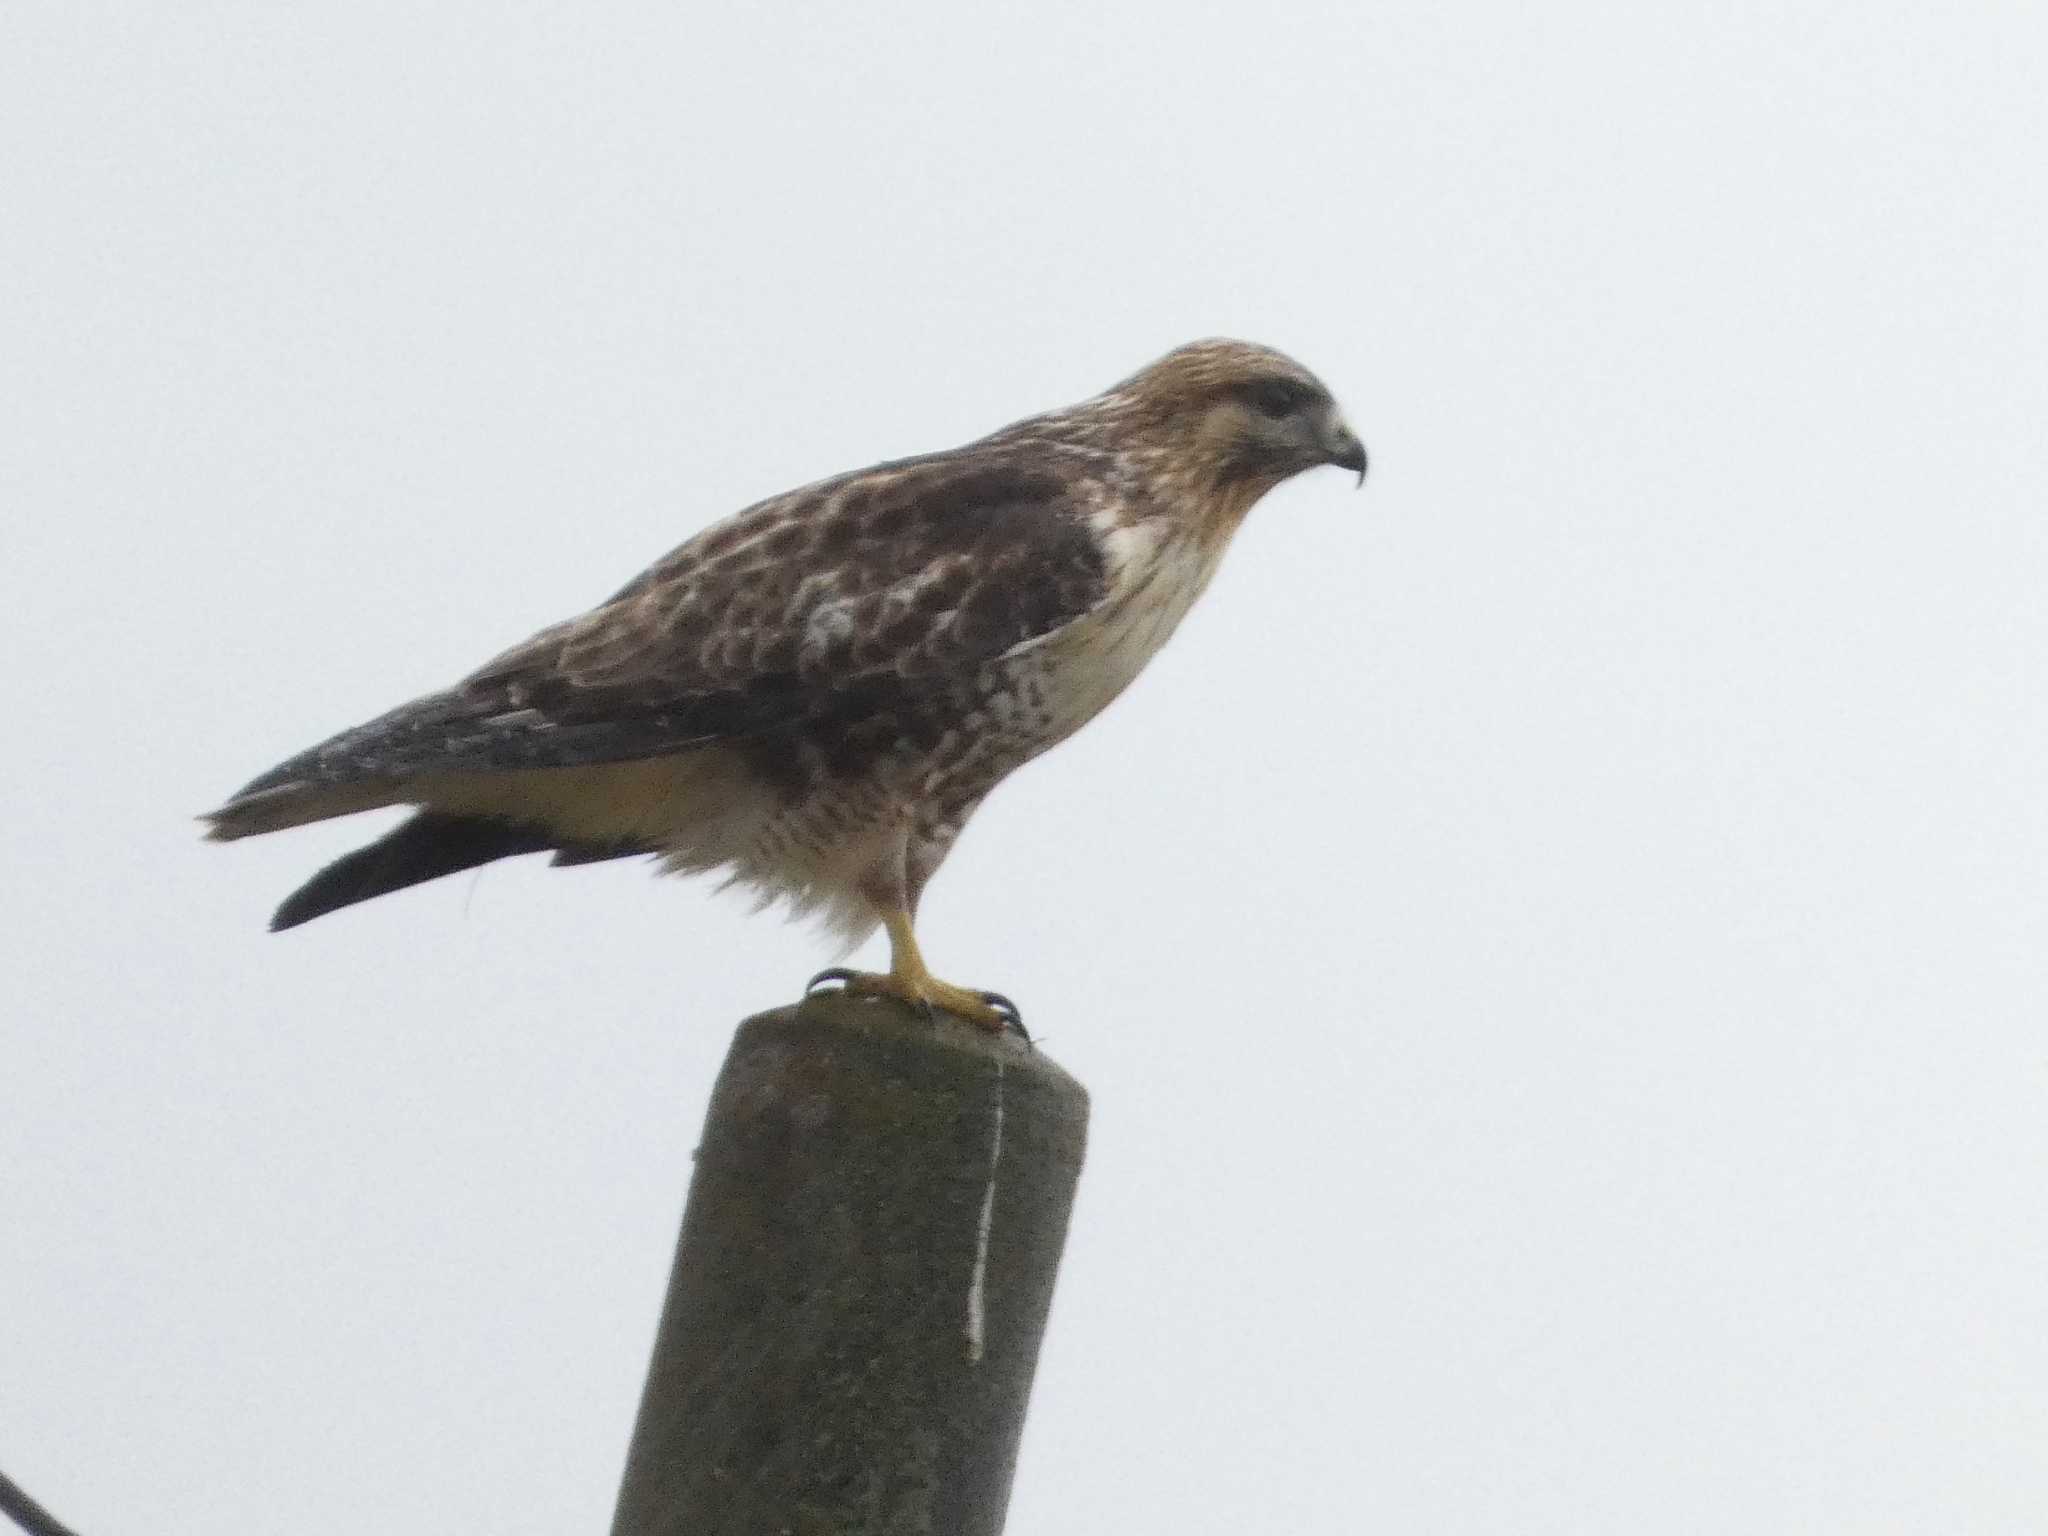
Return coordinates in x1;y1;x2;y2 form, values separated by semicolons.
0;1468;82;1536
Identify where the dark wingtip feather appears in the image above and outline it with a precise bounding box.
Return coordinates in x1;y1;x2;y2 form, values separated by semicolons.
267;812;558;930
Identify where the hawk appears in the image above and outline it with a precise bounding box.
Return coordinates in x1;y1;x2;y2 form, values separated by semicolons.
205;339;1366;1029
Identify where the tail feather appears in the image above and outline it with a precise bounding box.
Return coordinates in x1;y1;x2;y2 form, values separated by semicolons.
270;812;558;930
548;843;648;868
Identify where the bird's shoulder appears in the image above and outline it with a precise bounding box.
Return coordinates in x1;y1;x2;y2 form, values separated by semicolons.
443;435;1163;746
613;436;1133;605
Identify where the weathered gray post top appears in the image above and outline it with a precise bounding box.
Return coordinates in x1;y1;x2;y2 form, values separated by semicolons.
610;991;1089;1536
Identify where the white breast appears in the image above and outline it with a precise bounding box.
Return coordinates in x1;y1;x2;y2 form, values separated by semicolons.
1032;518;1229;741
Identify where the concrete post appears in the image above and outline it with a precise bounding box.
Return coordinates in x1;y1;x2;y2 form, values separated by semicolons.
609;991;1089;1536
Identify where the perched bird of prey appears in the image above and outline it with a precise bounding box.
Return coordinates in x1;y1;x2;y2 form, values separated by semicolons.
206;339;1366;1029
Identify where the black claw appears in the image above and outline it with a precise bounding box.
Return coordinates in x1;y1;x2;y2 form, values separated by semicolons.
804;970;1030;1046
981;991;1033;1046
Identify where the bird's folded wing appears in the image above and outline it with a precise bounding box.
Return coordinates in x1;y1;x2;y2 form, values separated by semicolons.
214;454;1112;812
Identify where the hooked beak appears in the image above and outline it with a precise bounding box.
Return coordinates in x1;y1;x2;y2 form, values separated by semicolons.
1324;420;1368;486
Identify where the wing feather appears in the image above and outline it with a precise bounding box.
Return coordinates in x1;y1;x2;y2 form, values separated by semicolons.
211;451;1110;820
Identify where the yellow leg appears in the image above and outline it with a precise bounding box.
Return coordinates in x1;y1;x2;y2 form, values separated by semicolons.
808;909;1018;1032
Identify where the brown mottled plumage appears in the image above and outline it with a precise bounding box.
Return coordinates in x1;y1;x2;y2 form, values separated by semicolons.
205;339;1366;1027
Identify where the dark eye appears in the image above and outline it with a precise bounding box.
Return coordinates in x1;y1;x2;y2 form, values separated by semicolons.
1247;379;1308;419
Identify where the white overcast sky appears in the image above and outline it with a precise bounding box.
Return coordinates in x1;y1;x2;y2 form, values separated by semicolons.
4;4;2044;1533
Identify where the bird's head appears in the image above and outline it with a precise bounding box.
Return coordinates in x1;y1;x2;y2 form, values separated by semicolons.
1113;339;1367;500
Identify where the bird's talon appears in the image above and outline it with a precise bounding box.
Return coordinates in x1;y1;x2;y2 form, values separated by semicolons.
979;991;1031;1044
801;967;1024;1038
